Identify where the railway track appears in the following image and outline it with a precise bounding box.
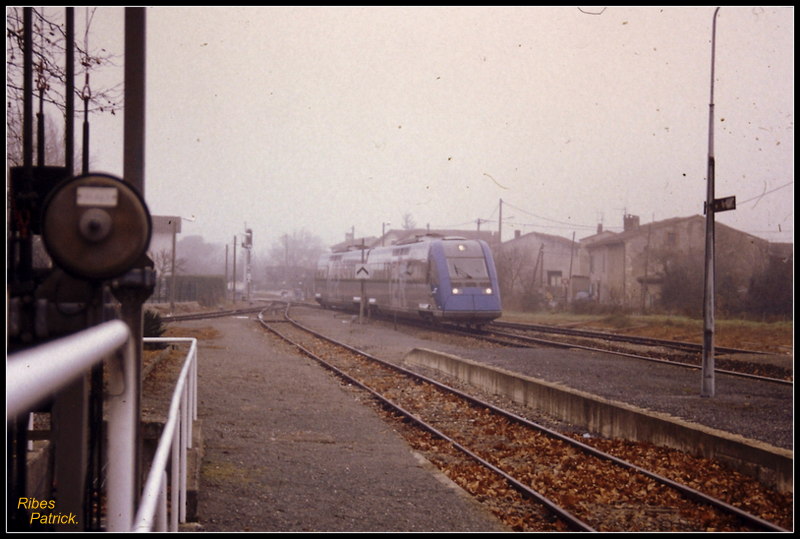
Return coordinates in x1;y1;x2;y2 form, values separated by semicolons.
491;320;768;356
162;305;267;322
450;322;792;385
162;305;790;385
255;306;791;532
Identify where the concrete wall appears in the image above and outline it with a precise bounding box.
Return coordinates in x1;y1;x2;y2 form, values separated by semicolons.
404;347;793;494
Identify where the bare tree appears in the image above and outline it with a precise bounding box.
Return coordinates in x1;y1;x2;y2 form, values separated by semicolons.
6;7;122;166
401;212;416;230
268;229;326;270
177;235;225;275
149;248;187;302
495;245;527;302
262;229;325;293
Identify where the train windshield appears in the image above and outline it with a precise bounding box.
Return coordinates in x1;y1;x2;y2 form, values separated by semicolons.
447;258;488;280
442;241;489;283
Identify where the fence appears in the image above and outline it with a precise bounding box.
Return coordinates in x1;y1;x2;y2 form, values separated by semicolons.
133;337;198;532
6;322;198;532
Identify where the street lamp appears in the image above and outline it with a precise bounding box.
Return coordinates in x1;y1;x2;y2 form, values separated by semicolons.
169;214;196;313
382;221;391;246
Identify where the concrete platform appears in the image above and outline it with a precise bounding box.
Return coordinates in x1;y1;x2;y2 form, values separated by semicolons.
405;347;793;494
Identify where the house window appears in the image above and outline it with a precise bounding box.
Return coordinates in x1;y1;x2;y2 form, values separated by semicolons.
547;271;562;287
666;231;677;246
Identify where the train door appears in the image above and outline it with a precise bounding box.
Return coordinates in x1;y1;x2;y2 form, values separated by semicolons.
389;246;409;311
328;254;342;303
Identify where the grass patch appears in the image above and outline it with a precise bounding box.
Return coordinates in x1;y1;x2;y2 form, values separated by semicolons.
499;310;792;352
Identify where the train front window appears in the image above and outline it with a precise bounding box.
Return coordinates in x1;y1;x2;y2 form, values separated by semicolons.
441;240;490;287
446;258;488;282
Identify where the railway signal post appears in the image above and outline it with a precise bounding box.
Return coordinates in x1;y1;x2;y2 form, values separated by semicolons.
357;239;369;323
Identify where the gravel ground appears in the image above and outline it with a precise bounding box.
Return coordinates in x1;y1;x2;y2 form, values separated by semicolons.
163;315;507;532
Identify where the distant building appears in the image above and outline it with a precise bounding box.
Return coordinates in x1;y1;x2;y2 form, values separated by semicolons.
148;215;182;259
148;215;183;303
579;214;772;310
496;229;585;308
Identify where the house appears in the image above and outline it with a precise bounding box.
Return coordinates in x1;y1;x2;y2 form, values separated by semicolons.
495;229;586;308
148;215;183;260
580;214;772;310
147;215;184;303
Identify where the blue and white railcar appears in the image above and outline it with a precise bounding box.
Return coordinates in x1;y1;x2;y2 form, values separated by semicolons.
314;236;501;325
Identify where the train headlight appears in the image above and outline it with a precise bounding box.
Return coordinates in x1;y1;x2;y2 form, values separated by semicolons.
452;287;461;295
484;287;493;295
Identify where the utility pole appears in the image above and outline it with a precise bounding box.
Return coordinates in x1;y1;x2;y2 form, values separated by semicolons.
566;231;575;304
169;217;177;312
232;235;237;304
498;198;503;245
701;7;721;398
283;234;289;286
243;226;253;302
359;238;366;324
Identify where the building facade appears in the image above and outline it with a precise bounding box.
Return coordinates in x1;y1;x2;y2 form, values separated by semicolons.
580;214;772;310
495;229;586;309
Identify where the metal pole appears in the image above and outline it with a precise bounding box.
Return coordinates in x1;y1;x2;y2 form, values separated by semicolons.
65;8;74;175
232;235;237;304
284;234;289;288
23;8;32;172
359;238;366;323
170;218;177;312
246;247;252;302
243;246;249;303
701;7;721;398
121;6;148;503
123;7;146;195
106;331;137;531
498;198;503;245
566;231;575;304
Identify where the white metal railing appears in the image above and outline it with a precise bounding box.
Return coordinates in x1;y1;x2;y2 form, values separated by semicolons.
6;325;198;533
7;320;137;531
133;337;198;532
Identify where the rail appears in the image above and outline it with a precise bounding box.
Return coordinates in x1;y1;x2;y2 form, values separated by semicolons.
6;324;198;532
7;320;137;532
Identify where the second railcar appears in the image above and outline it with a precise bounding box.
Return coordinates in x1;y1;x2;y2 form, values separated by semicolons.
314;236;502;324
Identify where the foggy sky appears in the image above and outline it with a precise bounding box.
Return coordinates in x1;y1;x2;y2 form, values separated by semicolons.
84;6;794;252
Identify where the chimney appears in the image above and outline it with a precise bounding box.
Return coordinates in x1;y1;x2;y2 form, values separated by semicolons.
514;230;521;239
597;223;603;234
623;214;640;231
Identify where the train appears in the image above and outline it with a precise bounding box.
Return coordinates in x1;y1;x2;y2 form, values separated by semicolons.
314;234;502;326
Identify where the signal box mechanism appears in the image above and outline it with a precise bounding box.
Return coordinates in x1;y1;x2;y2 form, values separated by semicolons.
41;173;152;281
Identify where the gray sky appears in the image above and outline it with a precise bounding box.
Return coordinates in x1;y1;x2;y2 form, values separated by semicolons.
86;6;793;251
